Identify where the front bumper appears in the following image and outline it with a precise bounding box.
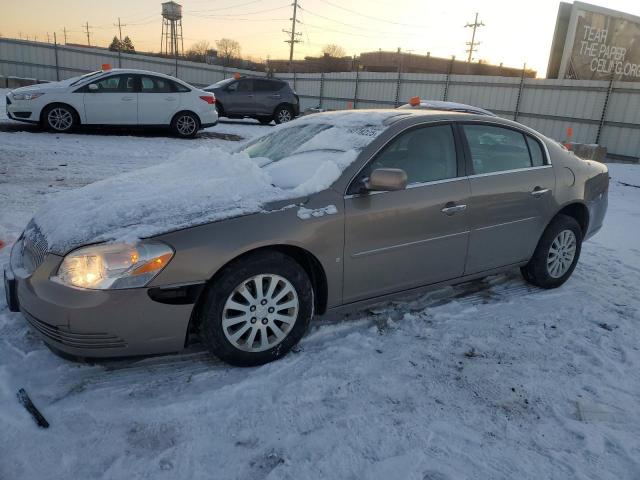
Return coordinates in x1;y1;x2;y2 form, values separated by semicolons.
5;95;39;123
6;244;195;358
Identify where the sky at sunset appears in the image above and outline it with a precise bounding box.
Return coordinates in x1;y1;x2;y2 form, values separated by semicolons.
2;0;640;76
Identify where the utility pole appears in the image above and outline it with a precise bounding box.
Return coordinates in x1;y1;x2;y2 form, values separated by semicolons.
47;32;50;43
63;27;68;44
115;17;125;67
283;0;302;72
464;12;484;63
84;22;91;46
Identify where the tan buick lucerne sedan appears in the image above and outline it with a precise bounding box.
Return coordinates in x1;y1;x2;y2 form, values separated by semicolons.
4;110;609;366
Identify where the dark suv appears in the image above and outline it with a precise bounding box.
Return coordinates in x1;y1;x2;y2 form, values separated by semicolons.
204;76;300;124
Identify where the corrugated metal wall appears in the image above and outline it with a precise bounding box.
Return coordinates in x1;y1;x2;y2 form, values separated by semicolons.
1;38;639;158
276;71;640;159
0;38;262;87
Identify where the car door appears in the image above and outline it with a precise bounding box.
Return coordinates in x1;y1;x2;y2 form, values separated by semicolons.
137;75;180;125
343;123;472;303
461;123;557;274
253;79;282;115
82;74;137;124
224;78;255;114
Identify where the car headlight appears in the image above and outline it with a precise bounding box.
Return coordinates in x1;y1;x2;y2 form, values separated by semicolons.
52;241;174;290
12;92;44;101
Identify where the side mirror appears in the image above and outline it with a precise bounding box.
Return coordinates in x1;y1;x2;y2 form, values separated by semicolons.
88;83;98;91
363;168;408;192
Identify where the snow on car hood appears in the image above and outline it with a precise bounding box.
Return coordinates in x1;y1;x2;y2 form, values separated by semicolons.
31;111;405;254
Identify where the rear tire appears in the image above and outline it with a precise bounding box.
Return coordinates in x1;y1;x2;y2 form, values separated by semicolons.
42;104;76;133
520;214;582;289
199;251;313;366
273;105;294;124
171;111;200;138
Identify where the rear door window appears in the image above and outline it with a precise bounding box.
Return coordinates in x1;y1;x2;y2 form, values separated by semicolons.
139;76;174;93
255;80;283;92
526;135;546;167
462;124;533;174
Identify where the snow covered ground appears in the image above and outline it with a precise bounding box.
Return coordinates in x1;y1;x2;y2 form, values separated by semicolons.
1;91;640;479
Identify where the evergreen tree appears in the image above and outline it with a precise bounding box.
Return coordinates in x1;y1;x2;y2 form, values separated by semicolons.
108;36;122;52
122;36;135;53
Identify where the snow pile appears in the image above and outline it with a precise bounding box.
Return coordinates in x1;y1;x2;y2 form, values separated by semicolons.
31;112;402;253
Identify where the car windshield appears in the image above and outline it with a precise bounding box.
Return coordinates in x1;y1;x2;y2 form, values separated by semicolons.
238;115;396;191
212;78;236;89
69;70;103;86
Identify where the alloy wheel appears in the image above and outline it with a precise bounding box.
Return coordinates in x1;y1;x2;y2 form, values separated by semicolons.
47;108;73;131
546;229;577;278
176;115;197;136
222;274;299;352
277;109;292;123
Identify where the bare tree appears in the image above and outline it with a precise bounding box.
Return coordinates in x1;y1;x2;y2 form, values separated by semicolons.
322;44;346;58
216;38;241;66
185;40;211;63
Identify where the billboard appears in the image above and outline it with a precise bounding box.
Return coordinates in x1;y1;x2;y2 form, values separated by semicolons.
548;2;640;82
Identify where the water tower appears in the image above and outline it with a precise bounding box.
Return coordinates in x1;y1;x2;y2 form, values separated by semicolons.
161;1;183;57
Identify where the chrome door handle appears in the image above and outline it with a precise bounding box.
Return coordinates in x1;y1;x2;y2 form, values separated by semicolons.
441;203;467;215
165;97;177;101
269;94;281;98
121;96;134;101
530;187;550;197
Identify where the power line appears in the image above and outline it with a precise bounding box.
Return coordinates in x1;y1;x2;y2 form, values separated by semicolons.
316;0;431;28
185;5;290;18
283;0;302;71
465;12;484;62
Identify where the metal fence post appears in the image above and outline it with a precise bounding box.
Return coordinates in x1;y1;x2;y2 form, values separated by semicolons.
353;68;360;109
293;70;297;92
596;73;615;145
394;68;402;107
53;33;60;81
443;55;455;101
319;72;325;109
513;63;527;122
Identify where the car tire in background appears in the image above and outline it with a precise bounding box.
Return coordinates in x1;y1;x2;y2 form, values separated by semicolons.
273;105;294;124
198;251;313;366
171;111;200;139
42;103;77;133
521;214;583;289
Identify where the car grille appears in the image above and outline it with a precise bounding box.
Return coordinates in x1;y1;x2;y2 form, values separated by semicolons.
23;310;127;350
21;222;49;274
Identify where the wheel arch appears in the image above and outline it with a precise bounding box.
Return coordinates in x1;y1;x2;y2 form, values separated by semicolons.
552;201;590;238
171;109;202;126
40;102;82;125
186;244;329;345
273;102;294;116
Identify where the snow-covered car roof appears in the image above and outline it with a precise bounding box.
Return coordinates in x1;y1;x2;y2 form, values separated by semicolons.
398;100;495;116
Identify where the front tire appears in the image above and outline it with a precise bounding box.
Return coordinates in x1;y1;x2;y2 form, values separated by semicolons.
521;214;582;289
171;111;200;138
199;251;313;366
42;104;76;133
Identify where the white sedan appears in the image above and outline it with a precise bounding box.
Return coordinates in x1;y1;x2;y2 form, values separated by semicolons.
5;68;218;138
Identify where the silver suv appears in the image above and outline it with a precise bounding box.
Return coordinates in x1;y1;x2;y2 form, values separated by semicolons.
204;76;300;125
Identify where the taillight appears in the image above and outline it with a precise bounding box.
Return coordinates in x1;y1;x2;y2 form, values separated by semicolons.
199;95;215;105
